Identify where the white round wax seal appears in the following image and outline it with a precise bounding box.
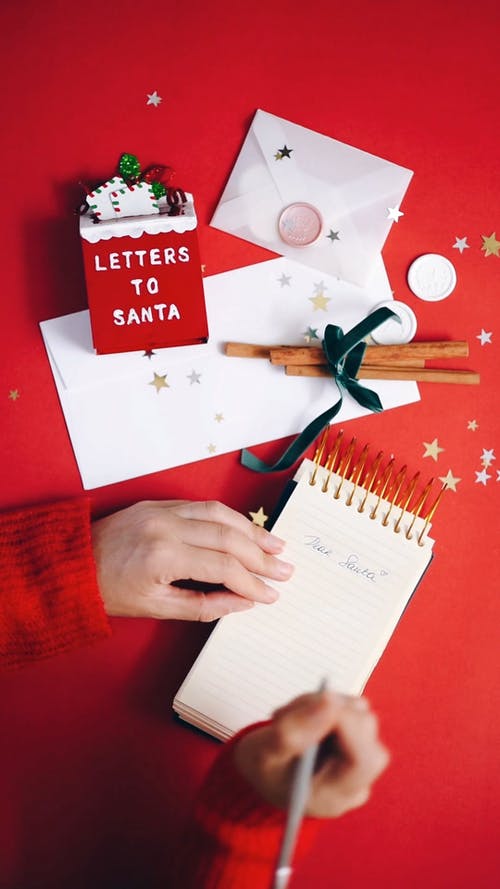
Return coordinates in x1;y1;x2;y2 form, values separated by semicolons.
371;300;417;345
407;253;457;301
278;203;323;247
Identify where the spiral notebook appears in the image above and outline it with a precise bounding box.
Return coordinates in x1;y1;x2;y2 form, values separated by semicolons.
173;433;444;740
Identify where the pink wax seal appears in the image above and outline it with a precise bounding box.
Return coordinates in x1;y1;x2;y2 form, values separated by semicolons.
278;203;323;247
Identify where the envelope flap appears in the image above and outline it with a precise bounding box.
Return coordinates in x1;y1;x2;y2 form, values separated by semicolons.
211;110;413;287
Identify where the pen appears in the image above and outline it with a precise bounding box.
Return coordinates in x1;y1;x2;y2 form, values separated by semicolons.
272;678;328;889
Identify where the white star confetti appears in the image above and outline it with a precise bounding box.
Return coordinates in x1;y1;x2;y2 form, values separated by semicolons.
187;369;202;384
387;206;404;223
480;448;496;466
497;470;500;482
303;326;319;343
278;273;291;287
467;419;479;431
146;91;162;107
452;236;469;254
475;468;491;485
438;470;461;492
313;281;328;294
477;329;492;345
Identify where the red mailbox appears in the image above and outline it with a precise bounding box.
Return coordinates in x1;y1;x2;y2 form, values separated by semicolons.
80;194;208;354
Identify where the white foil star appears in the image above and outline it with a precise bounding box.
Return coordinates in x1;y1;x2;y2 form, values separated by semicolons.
387;206;404;223
475;468;491;485
146;91;162;107
477;329;492;345
453;237;469;254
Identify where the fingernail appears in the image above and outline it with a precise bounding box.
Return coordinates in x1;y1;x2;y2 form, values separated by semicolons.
262;584;280;602
275;559;294;579
266;533;286;552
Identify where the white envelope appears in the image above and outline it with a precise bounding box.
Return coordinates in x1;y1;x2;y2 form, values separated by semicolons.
211;110;413;287
40;257;420;489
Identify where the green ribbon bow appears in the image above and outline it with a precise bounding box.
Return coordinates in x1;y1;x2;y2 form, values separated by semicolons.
241;306;398;473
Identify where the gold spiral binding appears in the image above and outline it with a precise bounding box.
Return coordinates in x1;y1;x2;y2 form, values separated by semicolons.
418;482;446;545
334;438;356;499
307;435;446;541
320;430;343;492
404;478;434;540
346;444;369;506
382;465;407;526
358;451;384;513
370;457;395;519
310;427;330;486
394;472;420;533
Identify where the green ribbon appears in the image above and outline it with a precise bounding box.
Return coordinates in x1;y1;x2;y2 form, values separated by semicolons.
241;306;398;473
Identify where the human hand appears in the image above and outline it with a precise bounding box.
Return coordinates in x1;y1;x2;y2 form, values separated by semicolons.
91;499;294;622
233;689;390;817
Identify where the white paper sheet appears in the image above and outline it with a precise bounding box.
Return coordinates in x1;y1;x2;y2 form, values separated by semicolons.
40;257;420;489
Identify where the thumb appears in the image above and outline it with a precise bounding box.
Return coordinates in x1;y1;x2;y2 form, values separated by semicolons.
270;691;341;758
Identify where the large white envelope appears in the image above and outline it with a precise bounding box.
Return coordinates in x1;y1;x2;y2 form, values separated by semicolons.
40;257;420;489
211;110;413;287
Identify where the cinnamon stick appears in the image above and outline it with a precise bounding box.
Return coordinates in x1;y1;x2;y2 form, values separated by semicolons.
285;364;480;385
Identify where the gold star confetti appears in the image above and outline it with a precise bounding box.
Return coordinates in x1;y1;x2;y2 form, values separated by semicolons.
8;389;20;401
207;443;217;454
149;372;169;393
423;438;445;461
467;419;479;431
309;293;330;311
214;412;224;423
438;470;461;492
481;232;500;258
249;506;268;527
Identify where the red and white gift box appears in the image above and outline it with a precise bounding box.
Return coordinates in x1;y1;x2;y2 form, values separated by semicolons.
80;193;208;354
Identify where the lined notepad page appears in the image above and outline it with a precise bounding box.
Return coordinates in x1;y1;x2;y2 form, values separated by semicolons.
174;462;434;739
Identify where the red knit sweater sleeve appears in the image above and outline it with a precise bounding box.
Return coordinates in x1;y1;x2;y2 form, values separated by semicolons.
0;498;111;670
177;727;319;889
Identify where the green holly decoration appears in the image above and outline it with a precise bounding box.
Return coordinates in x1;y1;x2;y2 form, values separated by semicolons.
151;181;166;199
119;153;141;181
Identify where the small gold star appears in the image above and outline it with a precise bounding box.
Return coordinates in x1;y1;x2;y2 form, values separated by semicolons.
201;264;206;273
481;232;500;258
423;438;445;461
149;372;169;393
8;389;20;401
207;443;217;454
309;293;330;311
249;506;268;527
438;470;461;492
214;412;224;423
467;419;478;431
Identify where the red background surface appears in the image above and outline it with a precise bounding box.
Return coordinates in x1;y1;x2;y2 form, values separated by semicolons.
1;1;499;887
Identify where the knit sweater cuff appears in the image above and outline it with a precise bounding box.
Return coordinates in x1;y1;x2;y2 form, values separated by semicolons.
0;498;111;670
178;725;319;889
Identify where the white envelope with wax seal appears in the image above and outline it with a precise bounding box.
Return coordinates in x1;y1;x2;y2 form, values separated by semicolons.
40;257;419;490
211;109;413;287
